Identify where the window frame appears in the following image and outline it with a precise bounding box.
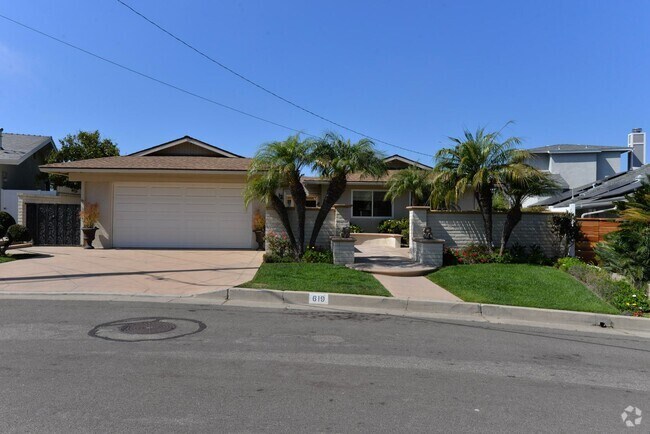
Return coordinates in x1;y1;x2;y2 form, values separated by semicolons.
351;189;393;218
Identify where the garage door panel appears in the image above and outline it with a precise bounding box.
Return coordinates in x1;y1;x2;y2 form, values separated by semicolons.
113;183;251;248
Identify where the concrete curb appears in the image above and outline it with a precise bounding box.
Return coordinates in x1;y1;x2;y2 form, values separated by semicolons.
221;288;650;333
1;287;648;335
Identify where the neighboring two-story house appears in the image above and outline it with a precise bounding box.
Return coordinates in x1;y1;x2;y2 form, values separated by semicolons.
526;144;629;190
0;130;57;218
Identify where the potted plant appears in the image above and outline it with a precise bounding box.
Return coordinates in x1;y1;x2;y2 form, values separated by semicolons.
79;203;100;249
252;211;265;250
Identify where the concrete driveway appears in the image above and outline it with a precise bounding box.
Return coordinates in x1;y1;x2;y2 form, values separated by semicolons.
0;247;263;296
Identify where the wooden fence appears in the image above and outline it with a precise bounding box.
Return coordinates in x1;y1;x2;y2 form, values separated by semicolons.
576;218;621;263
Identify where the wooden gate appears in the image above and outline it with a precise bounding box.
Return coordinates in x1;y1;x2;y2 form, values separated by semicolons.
25;203;81;246
576;218;620;263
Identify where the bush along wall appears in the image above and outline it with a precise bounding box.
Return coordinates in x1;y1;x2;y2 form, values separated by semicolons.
556;257;649;316
443;243;553;266
377;218;409;246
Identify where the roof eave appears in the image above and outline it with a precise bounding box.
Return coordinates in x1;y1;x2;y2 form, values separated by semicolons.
39;167;248;175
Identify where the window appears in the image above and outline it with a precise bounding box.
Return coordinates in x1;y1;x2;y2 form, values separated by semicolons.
352;190;392;217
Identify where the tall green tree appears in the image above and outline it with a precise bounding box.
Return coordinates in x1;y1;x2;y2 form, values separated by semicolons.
498;171;558;255
46;130;119;190
431;125;529;251
385;166;433;206
244;135;313;256
308;132;386;248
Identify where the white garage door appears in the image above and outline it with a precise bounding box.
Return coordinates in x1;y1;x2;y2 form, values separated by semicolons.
113;183;252;248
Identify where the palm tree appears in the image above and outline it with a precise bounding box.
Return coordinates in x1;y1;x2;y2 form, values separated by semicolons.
244;171;298;253
619;174;650;224
498;171;558;255
308;132;386;248
245;135;313;256
385;166;433;206
431;124;529;251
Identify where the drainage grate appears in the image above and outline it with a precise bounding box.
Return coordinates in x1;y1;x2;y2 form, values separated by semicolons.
120;320;176;335
89;317;206;342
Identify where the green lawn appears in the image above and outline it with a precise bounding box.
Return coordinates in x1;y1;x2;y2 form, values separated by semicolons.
240;263;391;297
0;256;15;264
429;263;619;314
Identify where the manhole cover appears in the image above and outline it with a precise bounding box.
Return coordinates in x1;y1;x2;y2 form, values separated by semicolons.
120;320;176;335
89;317;205;342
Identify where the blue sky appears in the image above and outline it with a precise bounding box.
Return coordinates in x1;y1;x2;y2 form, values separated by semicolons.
0;0;648;164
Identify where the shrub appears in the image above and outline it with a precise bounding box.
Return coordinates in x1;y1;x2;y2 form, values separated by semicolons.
558;257;649;315
509;242;528;263
378;218;409;245
252;212;265;232
443;243;552;266
302;246;333;264
527;244;553;266
264;231;294;262
595;180;650;287
443;247;460;266
263;253;295;263
0;212;16;235
555;256;583;272
7;224;31;243
349;224;363;233
79;203;100;228
0;224;31;256
550;212;582;257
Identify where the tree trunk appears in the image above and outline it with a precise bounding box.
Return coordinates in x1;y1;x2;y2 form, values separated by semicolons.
476;188;494;252
309;175;347;248
270;194;298;257
499;198;523;255
289;172;307;256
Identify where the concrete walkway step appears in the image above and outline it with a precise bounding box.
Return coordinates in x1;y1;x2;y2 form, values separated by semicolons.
347;262;436;276
372;274;463;302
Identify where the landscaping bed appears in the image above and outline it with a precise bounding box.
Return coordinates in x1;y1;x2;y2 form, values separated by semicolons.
0;256;15;264
428;263;618;314
240;263;391;297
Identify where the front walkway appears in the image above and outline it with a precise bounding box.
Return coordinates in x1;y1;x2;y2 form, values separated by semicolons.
373;274;462;302
349;245;462;302
0;247;263;296
348;245;436;276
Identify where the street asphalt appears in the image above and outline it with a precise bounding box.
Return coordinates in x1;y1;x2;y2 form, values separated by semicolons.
0;299;648;433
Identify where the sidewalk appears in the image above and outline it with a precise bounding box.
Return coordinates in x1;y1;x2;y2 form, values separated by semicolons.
373;274;462;302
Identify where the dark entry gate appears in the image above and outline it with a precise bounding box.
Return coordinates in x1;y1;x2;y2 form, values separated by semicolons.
25;203;81;246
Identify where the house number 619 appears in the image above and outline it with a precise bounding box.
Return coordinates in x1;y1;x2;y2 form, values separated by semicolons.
309;293;329;304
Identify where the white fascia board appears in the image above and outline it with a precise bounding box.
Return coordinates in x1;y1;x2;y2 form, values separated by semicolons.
38;168;248;175
131;138;240;158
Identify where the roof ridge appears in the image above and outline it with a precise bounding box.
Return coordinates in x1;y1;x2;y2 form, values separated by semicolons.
2;132;52;137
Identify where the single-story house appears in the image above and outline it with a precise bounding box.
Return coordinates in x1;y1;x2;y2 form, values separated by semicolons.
301;154;476;232
41;137;482;248
40;136;262;249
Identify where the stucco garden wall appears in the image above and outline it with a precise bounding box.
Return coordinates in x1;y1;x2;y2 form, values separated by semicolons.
409;208;560;257
265;205;350;252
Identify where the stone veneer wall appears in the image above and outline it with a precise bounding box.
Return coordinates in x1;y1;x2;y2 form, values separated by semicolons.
409;208;560;257
265;205;351;252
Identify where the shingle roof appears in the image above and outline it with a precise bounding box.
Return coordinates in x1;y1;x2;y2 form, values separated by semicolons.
536;165;650;208
527;144;629;153
302;170;400;184
40;156;252;172
0;133;54;164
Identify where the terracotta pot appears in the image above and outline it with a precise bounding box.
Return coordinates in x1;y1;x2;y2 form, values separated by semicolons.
82;227;98;249
253;230;265;251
